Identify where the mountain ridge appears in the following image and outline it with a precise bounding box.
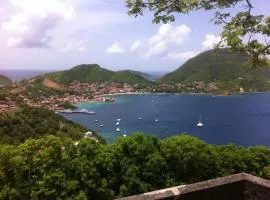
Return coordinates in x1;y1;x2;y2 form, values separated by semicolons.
45;64;152;85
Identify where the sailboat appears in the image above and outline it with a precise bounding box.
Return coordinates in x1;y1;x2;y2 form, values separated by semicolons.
116;121;120;126
116;127;120;132
197;115;204;127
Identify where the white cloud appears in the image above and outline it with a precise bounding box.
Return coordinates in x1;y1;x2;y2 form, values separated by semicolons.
146;41;167;58
163;51;199;61
106;42;125;54
202;34;221;49
130;40;141;52
58;40;86;52
146;24;192;57
2;0;74;48
77;40;86;52
58;43;73;52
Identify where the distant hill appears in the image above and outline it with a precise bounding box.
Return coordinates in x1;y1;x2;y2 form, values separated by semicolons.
45;64;152;85
0;75;11;85
161;48;270;91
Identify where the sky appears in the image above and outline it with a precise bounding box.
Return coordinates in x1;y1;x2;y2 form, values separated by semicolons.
0;0;269;72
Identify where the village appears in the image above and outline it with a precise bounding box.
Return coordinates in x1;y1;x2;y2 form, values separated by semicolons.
0;81;135;112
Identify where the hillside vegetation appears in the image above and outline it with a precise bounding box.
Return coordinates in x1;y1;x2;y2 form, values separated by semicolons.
161;49;270;91
0;75;11;85
45;64;152;85
0;107;104;144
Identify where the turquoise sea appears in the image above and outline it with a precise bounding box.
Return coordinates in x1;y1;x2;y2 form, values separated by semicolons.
61;93;270;146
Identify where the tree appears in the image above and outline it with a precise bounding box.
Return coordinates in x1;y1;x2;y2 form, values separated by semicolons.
112;133;171;197
161;134;219;183
126;0;270;66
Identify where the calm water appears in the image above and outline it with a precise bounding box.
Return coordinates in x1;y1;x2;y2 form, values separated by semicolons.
61;93;270;146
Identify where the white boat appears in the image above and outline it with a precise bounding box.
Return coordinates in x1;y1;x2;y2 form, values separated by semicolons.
99;124;104;127
197;115;204;127
116;127;120;132
116;121;120;126
79;109;96;115
88;111;96;115
116;118;121;122
138;117;142;120
154;119;159;122
123;134;127;137
94;119;99;122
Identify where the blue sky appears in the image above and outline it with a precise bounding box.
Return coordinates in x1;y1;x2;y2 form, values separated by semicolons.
0;0;269;72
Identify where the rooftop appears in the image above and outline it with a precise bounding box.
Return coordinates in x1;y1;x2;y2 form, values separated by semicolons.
117;173;270;200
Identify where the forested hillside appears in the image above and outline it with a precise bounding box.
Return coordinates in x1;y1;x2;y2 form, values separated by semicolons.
0;107;104;144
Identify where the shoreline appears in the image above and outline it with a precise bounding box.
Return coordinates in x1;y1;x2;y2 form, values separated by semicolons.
73;91;270;107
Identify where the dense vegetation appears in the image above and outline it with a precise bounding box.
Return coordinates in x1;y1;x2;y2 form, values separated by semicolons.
0;107;104;145
0;75;11;86
0;133;269;199
161;48;270;91
45;64;152;86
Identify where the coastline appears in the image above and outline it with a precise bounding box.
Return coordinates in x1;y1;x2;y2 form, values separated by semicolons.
71;91;270;108
100;92;152;96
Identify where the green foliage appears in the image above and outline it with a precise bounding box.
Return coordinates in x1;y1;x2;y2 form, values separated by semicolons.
0;107;91;144
45;64;152;86
0;75;11;85
161;48;270;91
0;133;269;199
126;0;270;66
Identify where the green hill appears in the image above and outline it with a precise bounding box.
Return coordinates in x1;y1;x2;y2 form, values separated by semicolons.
161;48;270;91
0;75;11;85
0;107;105;144
45;64;152;85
